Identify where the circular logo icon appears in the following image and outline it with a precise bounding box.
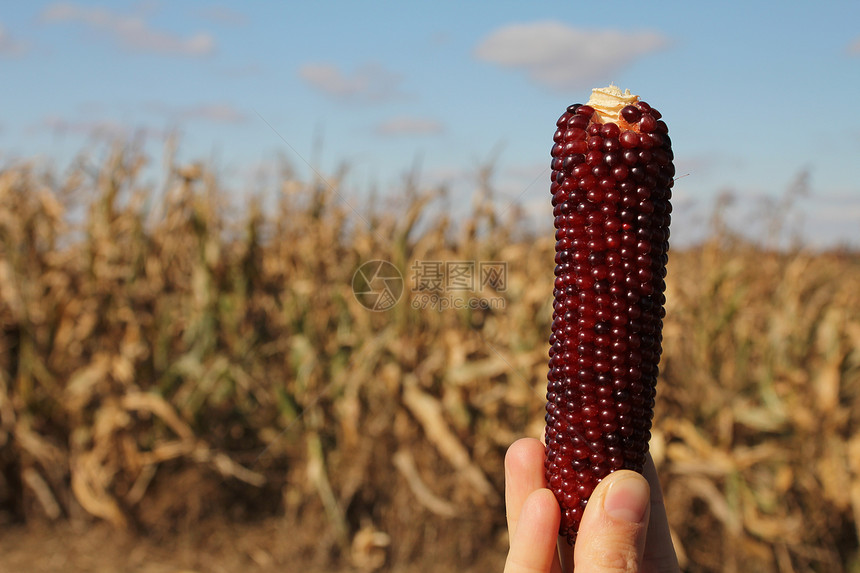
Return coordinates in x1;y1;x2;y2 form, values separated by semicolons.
352;260;404;311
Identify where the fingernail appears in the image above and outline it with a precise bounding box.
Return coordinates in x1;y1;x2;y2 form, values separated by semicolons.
603;475;649;524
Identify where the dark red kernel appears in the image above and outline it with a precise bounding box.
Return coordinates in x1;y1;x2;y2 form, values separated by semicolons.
592;163;610;178
602;153;620;168
565;127;588;141
568;115;589;129
620;105;642;123
562;155;585;170
639;114;657;133
587;135;603;149
600;123;620;139
585;150;603;165
603;138;621;152
573;164;591;178
611;165;629;180
587;189;604;203
619;131;640;149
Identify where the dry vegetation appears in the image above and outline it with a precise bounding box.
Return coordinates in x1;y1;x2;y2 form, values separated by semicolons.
1;144;859;572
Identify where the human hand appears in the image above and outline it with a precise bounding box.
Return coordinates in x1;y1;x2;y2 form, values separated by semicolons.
503;438;679;573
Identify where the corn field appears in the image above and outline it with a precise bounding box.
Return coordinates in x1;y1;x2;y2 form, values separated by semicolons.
1;144;859;572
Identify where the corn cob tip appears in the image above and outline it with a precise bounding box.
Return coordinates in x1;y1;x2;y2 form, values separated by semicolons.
586;85;640;125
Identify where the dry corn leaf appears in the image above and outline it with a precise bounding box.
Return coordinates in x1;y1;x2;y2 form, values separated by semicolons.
392;449;458;517
402;381;496;502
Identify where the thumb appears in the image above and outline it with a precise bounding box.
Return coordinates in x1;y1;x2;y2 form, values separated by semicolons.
574;470;650;573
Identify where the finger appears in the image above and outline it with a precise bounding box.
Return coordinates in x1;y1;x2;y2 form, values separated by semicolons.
641;455;681;572
504;439;565;573
505;438;548;539
504;489;560;573
574;470;651;573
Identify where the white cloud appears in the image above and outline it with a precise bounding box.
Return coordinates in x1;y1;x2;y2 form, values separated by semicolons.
178;103;247;123
37;116;165;140
42;116;125;137
299;62;405;102
41;2;215;56
0;23;29;56
145;101;248;123
474;21;668;90
375;117;443;136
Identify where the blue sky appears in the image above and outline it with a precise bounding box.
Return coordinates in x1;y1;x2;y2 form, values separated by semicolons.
2;1;859;247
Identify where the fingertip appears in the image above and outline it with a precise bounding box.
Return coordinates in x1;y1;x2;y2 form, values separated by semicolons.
574;470;651;571
506;438;545;462
522;487;561;526
505;438;546;479
602;472;650;525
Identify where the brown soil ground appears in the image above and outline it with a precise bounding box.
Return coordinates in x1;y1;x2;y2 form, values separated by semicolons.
0;517;508;573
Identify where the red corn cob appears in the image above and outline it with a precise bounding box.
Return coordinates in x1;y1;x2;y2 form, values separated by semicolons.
544;85;674;544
